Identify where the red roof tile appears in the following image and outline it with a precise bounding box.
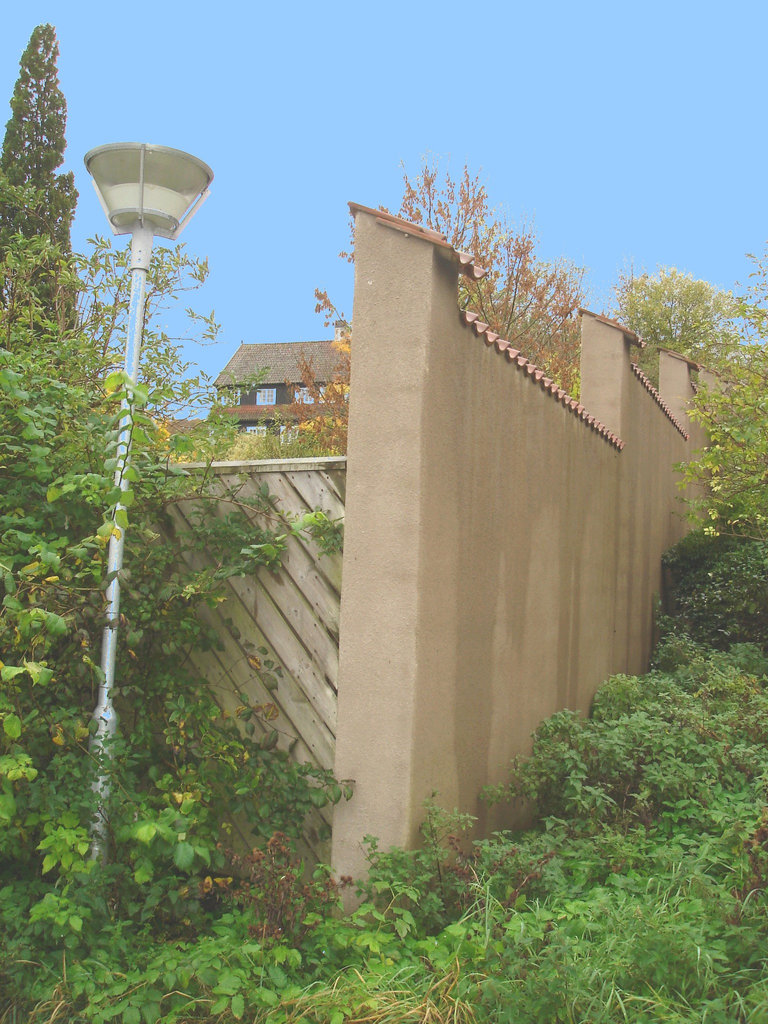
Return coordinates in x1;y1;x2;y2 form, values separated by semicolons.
630;364;690;439
658;347;702;370
461;309;625;451
349;202;487;281
579;309;645;348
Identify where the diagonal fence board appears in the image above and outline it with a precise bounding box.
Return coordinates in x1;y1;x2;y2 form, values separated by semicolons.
174;458;346;862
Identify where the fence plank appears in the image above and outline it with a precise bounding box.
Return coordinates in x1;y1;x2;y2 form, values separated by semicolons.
174;459;345;825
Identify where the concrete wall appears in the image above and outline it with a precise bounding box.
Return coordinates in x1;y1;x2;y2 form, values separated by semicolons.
331;207;699;881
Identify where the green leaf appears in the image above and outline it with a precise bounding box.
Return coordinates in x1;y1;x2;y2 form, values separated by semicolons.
25;662;53;687
3;715;21;740
231;993;245;1019
140;1002;161;1024
134;823;157;844
46;484;62;502
1;666;26;683
308;788;328;808
44;611;68;637
173;840;195;870
0;791;16;823
267;964;288;987
134;862;154;884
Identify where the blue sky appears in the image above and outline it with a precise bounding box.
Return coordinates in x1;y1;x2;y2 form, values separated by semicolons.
1;2;766;385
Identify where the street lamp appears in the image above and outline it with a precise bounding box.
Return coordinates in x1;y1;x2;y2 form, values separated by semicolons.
84;143;213;859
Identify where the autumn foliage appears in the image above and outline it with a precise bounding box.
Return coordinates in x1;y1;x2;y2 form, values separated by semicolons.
308;162;587;453
287;327;350;455
398;162;586;395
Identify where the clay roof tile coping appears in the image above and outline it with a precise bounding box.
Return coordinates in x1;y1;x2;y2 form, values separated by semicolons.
458;251;487;279
579;308;645;347
630;362;690;439
658;346;702;370
460;305;625;451
350;203;488;280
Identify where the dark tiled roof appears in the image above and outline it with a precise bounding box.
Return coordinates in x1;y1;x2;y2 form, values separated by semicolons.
349;202;487;280
215;340;340;389
462;311;625;451
630;364;690;439
165;417;203;434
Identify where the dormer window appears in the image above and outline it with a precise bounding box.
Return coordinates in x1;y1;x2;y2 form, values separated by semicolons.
255;388;276;405
294;387;314;404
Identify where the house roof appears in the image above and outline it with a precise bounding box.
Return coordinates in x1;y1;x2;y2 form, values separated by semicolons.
215;340;341;388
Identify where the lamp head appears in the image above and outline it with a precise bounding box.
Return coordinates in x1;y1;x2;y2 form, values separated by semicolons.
84;143;213;240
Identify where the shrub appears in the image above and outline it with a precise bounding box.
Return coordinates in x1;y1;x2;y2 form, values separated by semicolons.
663;530;768;650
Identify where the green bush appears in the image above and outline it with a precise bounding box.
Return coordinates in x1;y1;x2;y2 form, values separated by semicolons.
0;221;348;1021
663;530;768;650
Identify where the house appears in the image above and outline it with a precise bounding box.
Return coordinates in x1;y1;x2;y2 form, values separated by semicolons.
214;333;344;433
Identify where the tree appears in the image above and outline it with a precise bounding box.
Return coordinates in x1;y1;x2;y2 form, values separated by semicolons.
287;330;350;454
310;160;588;453
0;189;348;1013
675;248;768;538
0;24;77;257
397;161;586;395
614;266;740;382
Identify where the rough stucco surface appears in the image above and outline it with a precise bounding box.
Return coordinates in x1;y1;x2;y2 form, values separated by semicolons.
331;210;698;882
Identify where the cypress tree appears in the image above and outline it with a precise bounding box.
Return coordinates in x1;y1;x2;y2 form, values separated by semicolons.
0;24;78;254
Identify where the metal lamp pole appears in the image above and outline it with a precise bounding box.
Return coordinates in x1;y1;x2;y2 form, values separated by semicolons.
89;225;153;857
84;143;213;860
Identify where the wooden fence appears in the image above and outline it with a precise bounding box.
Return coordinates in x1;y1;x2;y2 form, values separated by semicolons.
170;456;345;860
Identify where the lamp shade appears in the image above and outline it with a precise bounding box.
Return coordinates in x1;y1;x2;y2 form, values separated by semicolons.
84;143;214;239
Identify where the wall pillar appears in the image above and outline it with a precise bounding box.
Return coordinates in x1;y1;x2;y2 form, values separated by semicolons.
579;311;638;438
658;349;696;434
331;208;446;883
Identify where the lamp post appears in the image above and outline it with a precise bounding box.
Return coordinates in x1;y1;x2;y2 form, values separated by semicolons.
84;143;214;859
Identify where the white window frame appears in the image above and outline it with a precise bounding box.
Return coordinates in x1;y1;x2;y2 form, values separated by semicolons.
294;387;315;404
255;388;276;405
